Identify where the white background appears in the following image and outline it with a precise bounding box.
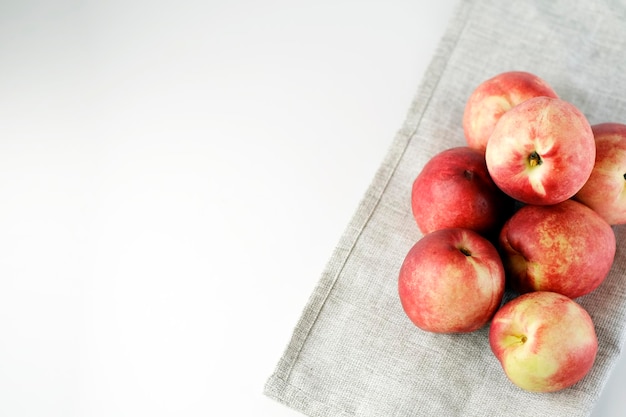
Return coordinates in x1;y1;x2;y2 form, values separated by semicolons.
0;1;624;416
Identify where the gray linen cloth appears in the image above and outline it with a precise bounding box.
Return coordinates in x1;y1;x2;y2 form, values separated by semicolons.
264;0;626;416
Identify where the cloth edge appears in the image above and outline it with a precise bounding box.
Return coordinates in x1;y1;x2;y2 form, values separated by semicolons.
263;0;476;415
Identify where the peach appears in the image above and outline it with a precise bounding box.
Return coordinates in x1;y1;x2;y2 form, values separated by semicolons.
411;146;514;237
489;291;598;392
575;122;626;225
463;71;558;152
398;228;505;333
498;199;615;299
485;96;595;205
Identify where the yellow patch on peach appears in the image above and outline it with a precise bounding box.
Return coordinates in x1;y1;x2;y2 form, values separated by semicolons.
505;352;560;392
440;264;467;302
523;261;544;290
466;258;495;299
527;170;546;196
471;95;511;127
538;230;574;275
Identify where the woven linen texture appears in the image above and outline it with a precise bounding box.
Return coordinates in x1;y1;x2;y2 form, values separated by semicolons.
265;1;626;416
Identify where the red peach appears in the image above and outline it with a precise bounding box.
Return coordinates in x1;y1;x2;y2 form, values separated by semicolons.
498;199;615;299
398;228;505;333
489;291;598;392
575;122;626;225
463;71;558;152
485;96;595;205
411;146;514;237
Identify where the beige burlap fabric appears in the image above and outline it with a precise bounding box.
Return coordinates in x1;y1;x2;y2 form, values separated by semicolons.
265;1;626;415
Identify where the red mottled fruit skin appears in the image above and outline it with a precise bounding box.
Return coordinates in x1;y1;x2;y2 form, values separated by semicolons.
489;291;598;392
463;71;558;152
574;122;626;225
398;228;505;333
485;96;595;205
499;199;616;299
411;146;514;237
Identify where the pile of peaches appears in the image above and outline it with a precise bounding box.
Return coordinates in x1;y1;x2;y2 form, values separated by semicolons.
398;71;625;393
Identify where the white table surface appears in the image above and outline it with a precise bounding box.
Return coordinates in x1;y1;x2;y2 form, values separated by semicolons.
0;1;624;416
